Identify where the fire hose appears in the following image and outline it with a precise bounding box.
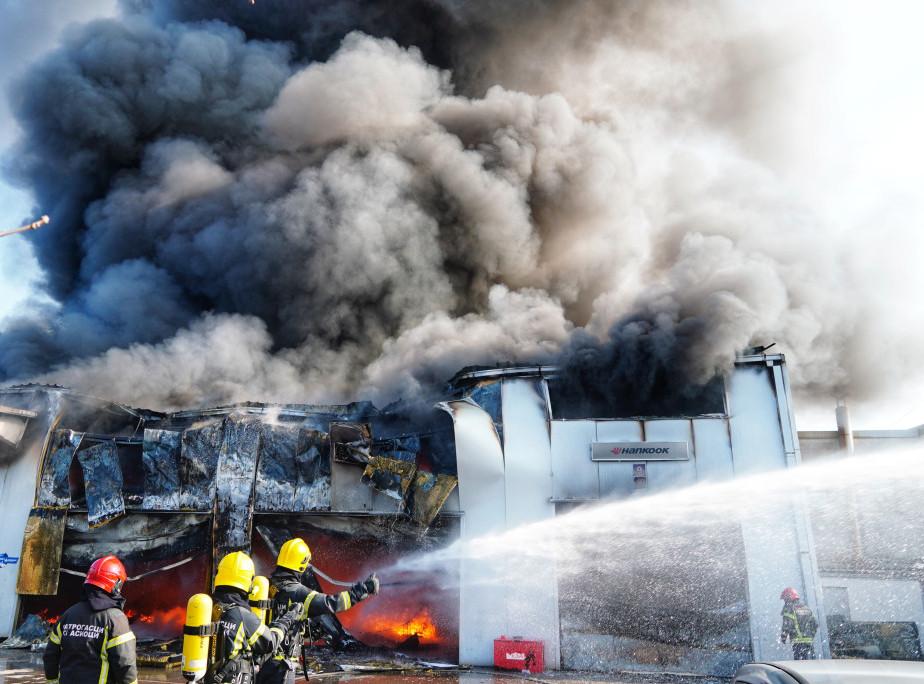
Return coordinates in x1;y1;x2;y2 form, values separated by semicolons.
59;554;198;581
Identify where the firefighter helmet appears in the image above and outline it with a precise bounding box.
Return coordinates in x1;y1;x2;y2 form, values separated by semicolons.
85;555;126;594
277;538;312;573
214;551;255;593
781;587;799;601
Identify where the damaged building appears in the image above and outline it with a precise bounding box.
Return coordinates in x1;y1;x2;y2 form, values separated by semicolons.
2;351;924;678
0;388;462;662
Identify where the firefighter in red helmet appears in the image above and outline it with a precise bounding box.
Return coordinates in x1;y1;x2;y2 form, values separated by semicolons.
780;587;818;660
44;555;138;684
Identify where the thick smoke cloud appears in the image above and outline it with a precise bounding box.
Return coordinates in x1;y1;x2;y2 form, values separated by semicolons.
0;0;896;414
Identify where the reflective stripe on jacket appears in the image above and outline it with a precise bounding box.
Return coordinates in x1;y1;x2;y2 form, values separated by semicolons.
267;568;368;663
43;596;137;684
781;601;816;645
210;591;286;683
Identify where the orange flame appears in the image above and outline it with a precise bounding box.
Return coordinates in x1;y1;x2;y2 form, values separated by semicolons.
363;609;438;644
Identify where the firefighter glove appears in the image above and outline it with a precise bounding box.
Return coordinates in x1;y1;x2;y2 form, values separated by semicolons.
274;603;305;631
350;573;378;600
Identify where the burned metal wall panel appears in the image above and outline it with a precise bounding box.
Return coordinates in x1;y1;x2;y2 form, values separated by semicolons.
292;428;330;511
178;420;222;510
407;472;457;527
37;431;81;508
141;429;182;510
61;513;210;567
464;381;503;445
255;423;333;512
255;422;300;511
213;415;260;558
360;456;416;502
16;508;67;596
77;440;125;528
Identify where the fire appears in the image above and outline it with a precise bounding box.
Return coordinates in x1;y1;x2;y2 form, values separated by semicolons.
128;605;188;639
363;609;438;644
36;608;58;623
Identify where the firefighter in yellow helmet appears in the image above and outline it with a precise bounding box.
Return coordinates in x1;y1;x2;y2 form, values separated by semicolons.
256;538;379;684
208;551;304;684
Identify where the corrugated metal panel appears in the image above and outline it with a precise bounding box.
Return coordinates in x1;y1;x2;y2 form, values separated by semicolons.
141;429;181;509
330;460;374;511
37;431;81;508
16;507;66;596
178;420;222;510
691;418;734;481
0;390;59;635
501;378;559;670
78;440;125;528
596;421;642;497
213;415;260;558
550;421;599;501
407;472;457;526
292;428;330;511
729;359;828;661
727;366;788;475
641;420;696;490
438;398;506;667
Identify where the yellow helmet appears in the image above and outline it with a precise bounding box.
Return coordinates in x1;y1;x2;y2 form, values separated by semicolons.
277;538;311;573
215;551;255;592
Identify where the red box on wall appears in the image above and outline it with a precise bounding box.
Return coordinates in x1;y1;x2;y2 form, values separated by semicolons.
494;636;544;673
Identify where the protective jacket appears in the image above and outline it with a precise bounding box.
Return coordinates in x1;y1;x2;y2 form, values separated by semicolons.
781;599;817;645
209;588;297;684
259;568;375;679
43;585;137;684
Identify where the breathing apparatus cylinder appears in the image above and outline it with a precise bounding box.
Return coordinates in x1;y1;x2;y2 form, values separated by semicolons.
182;593;213;682
250;575;270;623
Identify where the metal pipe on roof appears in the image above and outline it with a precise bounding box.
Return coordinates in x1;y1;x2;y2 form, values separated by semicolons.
0;215;49;238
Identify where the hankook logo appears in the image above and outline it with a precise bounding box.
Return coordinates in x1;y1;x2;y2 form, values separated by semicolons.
592;441;690;461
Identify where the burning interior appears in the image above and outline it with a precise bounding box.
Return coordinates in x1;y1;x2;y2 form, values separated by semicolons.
0;385;461;665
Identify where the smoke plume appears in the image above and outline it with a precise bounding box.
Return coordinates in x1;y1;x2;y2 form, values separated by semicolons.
0;0;905;414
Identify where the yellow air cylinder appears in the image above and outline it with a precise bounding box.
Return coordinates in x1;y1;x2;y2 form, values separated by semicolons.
250;575;270;623
182;593;213;682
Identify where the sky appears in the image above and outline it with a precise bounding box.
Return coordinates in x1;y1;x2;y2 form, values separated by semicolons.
0;0;922;431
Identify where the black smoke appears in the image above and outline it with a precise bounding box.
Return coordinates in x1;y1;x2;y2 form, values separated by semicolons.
0;0;886;414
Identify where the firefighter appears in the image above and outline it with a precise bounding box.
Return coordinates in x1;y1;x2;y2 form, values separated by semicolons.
780;587;818;660
43;555;137;684
256;538;379;684
209;551;304;684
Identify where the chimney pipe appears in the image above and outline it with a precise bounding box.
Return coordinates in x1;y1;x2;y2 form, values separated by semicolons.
835;401;854;453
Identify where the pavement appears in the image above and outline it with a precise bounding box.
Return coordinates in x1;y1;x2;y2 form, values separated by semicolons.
0;648;730;684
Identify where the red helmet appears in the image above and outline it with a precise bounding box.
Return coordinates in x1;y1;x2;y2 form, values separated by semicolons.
85;556;126;594
780;587;799;601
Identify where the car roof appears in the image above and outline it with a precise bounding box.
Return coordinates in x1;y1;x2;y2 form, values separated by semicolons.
743;659;924;684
